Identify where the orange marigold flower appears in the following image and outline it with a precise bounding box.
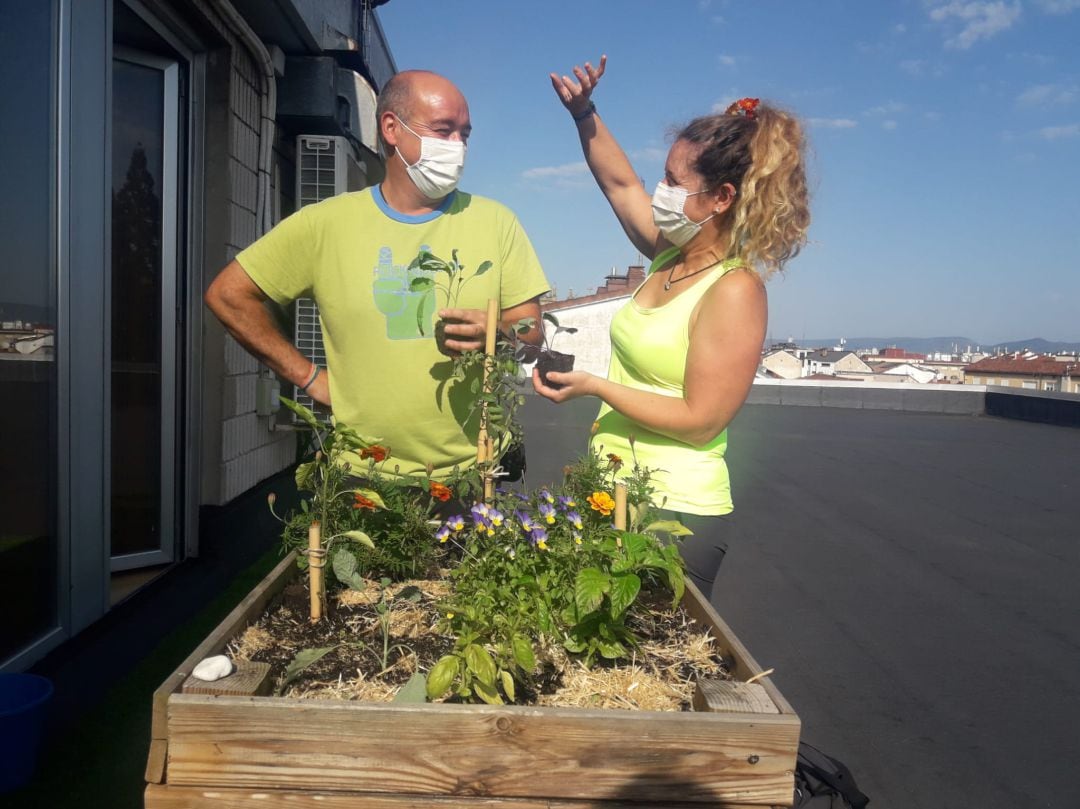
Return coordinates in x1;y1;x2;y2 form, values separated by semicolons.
587;491;616;516
360;445;389;462
353;493;378;511
429;482;453;502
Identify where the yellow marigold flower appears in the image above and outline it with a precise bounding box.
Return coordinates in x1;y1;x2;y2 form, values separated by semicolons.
587;491;616;516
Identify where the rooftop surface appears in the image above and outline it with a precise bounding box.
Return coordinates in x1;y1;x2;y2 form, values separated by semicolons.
523;397;1080;809
12;398;1080;808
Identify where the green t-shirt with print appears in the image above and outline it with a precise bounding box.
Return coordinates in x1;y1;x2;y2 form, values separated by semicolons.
237;186;549;479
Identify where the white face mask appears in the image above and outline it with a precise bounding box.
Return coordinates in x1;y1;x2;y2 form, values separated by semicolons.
396;117;466;200
651;181;716;247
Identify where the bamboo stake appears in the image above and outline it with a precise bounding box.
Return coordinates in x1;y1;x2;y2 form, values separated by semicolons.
308;520;323;623
476;297;500;503
614;483;628;531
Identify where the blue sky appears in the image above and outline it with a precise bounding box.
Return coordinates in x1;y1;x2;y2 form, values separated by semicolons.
378;1;1080;345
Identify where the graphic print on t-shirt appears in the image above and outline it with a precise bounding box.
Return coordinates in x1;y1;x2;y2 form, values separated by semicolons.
371;245;436;340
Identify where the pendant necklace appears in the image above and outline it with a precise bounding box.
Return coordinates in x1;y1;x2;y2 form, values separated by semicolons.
664;261;716;291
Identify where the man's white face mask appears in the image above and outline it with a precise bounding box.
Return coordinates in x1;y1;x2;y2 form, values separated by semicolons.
396;117;466;200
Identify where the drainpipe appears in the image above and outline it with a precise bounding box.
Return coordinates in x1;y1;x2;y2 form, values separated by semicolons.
206;0;277;237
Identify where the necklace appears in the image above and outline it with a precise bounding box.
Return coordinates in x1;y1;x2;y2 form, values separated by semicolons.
664;261;717;291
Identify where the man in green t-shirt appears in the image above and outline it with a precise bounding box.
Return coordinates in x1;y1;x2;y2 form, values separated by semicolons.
205;70;549;478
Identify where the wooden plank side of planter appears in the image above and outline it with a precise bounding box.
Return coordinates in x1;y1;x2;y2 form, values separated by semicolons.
148;552;299;753
680;581;796;718
165;696;799;805
146;783;781;808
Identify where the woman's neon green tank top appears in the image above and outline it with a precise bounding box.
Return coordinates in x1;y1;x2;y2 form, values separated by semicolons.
593;247;744;515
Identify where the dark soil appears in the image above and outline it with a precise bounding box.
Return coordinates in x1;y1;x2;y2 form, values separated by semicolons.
434;317;465;357
242;579;730;707
246;582;455;691
535;350;575;389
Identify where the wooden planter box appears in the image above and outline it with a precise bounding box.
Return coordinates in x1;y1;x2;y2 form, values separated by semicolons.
145;552;800;808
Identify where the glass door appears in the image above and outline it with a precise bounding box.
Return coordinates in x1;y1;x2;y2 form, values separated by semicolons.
109;47;179;571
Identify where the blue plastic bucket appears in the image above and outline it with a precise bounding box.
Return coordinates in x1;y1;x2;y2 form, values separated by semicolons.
0;673;53;792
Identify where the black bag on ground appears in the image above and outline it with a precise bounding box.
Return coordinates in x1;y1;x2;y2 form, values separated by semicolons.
499;439;527;482
793;742;870;808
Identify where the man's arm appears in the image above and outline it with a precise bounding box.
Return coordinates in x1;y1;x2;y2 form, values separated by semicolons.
204;260;331;405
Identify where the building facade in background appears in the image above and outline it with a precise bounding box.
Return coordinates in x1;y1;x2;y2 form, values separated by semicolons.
0;0;395;670
964;354;1080;393
538;264;646;378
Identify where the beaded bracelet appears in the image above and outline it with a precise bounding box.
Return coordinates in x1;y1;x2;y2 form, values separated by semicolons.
300;363;320;393
572;101;596;122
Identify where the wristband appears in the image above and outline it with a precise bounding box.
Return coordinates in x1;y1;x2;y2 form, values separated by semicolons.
299;364;320;393
572;101;596;122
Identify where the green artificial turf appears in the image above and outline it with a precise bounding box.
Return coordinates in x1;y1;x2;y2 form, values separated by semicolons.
5;545;286;809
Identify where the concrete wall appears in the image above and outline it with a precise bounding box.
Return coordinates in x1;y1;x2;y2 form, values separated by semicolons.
746;379;1080;426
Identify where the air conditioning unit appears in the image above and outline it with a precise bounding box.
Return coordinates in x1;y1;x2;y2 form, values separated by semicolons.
291;135;368;418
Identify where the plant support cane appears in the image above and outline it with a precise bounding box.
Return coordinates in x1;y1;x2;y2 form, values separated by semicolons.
614;483;628;549
308;520;325;622
476;298;499;503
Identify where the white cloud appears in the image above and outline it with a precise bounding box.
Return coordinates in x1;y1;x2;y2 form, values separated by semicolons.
1039;123;1080;139
893;23;908;33
882;120;899;130
718;54;737;67
1032;0;1080;12
864;101;907;117
712;93;741;113
899;58;946;77
1016;83;1078;106
521;162;589;180
807;118;859;129
1007;51;1054;66
629;147;668;162
928;1;1022;49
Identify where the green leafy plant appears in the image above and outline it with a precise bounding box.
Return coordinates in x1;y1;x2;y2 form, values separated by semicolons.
349;578;422;675
424;451;687;703
408;248;492;336
514;312;578;362
267;397;692;706
443;331;529;479
272;397;447;582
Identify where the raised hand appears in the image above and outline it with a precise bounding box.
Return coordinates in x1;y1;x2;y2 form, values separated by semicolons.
549;54;607;119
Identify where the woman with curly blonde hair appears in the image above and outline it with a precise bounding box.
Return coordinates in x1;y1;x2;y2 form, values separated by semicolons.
535;55;810;598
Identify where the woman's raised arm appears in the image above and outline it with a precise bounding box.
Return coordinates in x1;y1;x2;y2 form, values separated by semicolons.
550;56;660;259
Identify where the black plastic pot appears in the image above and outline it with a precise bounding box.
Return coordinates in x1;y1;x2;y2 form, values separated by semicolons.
434;317;465;357
536;350;575;389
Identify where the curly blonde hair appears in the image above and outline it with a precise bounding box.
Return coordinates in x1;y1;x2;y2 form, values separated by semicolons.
677;103;810;278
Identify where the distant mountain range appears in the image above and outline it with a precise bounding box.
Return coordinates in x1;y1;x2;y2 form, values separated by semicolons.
789;337;1080;354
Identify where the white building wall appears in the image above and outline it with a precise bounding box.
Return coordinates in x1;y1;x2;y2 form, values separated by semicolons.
206;16;296;504
542;296;631;378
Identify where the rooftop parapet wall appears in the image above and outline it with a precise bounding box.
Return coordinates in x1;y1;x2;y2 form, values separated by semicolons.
747;379;1080;427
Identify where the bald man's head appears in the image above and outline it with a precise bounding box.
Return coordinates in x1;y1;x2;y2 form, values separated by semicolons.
376;70;469;156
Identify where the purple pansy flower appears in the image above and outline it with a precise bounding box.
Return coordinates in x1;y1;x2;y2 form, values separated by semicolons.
538;502;557;524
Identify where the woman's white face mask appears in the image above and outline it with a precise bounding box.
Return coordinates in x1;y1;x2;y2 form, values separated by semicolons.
396;117;466;200
651;181;716;247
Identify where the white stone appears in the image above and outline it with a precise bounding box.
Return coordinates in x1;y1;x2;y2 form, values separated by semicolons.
192;655;235;682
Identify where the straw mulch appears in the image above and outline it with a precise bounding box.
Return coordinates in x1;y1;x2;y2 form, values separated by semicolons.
229;579;730;711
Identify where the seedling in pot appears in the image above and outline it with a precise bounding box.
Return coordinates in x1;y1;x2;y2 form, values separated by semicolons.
408;248;492;356
515;312;577;390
